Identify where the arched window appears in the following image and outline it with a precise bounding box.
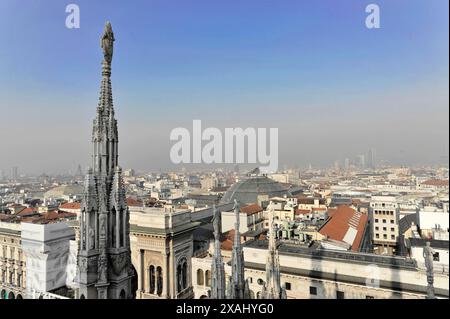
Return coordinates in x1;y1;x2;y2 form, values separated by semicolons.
79;294;85;299
177;258;188;292
197;269;204;286
149;265;155;294
156;267;163;296
205;270;211;287
177;264;182;292
16;294;23;299
250;290;255;299
182;261;188;290
1;289;6;299
8;291;15;299
119;290;126;299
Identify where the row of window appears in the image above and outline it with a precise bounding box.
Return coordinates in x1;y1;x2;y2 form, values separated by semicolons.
375;233;395;240
374;219;395;224
375;227;395;232
373;210;394;215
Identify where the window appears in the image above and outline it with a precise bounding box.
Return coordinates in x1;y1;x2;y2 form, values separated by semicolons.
285;282;291;290
205;270;211;287
366;296;374;299
336;291;345;299
197;269;204;286
383;227;387;231
382;219;386;223
391;235;395;240
375;227;379;231
310;286;317;295
390;220;395;224
383;234;387;239
390;228;395;232
375;233;379;239
375;219;379;223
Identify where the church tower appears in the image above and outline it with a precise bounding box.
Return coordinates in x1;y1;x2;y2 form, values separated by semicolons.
261;205;286;299
210;205;226;299
226;200;250;299
76;22;134;299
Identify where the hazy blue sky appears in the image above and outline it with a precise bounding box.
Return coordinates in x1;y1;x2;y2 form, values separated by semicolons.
0;0;448;175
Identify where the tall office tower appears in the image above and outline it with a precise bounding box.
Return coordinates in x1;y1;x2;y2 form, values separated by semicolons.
367;148;377;169
11;167;18;181
344;158;350;171
356;154;365;169
76;22;134;299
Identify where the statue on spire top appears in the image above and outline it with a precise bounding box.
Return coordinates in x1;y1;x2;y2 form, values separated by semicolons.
101;21;115;63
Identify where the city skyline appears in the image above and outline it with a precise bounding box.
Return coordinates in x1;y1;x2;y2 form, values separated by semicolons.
0;0;448;174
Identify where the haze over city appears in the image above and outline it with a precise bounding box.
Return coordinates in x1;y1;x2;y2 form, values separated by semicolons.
0;0;448;175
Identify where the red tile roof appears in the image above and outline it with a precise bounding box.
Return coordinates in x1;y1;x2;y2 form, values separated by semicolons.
59;202;81;210
295;209;311;215
240;204;263;215
319;205;368;252
16;207;39;216
422;179;449;187
126;198;143;207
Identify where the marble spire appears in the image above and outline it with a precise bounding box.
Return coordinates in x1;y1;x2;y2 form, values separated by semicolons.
261;204;287;299
210;205;226;299
77;22;134;299
226;200;250;299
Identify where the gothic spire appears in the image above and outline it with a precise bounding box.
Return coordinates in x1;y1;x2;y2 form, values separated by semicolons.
210;205;226;299
261;204;286;299
92;21;118;177
226;200;250;299
77;22;133;299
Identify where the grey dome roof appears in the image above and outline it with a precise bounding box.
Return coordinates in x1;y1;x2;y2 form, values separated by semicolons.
220;175;288;205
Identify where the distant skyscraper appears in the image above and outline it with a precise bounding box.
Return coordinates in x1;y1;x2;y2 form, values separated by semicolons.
11;166;18;181
75;164;83;177
356;154;365;169
334;160;340;172
76;22;134;299
344;158;350;171
367;148;376;169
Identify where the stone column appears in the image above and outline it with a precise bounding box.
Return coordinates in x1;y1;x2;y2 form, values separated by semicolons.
80;211;84;251
123;211;126;247
95;211;99;249
138;249;143;292
162;253;168;298
116;210;120;248
86;211;90;251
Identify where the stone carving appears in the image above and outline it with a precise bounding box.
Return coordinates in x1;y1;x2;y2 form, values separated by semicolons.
98;253;108;283
110;253;126;276
423;241;436;299
78;257;87;272
101;21;115;63
89;227;95;250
